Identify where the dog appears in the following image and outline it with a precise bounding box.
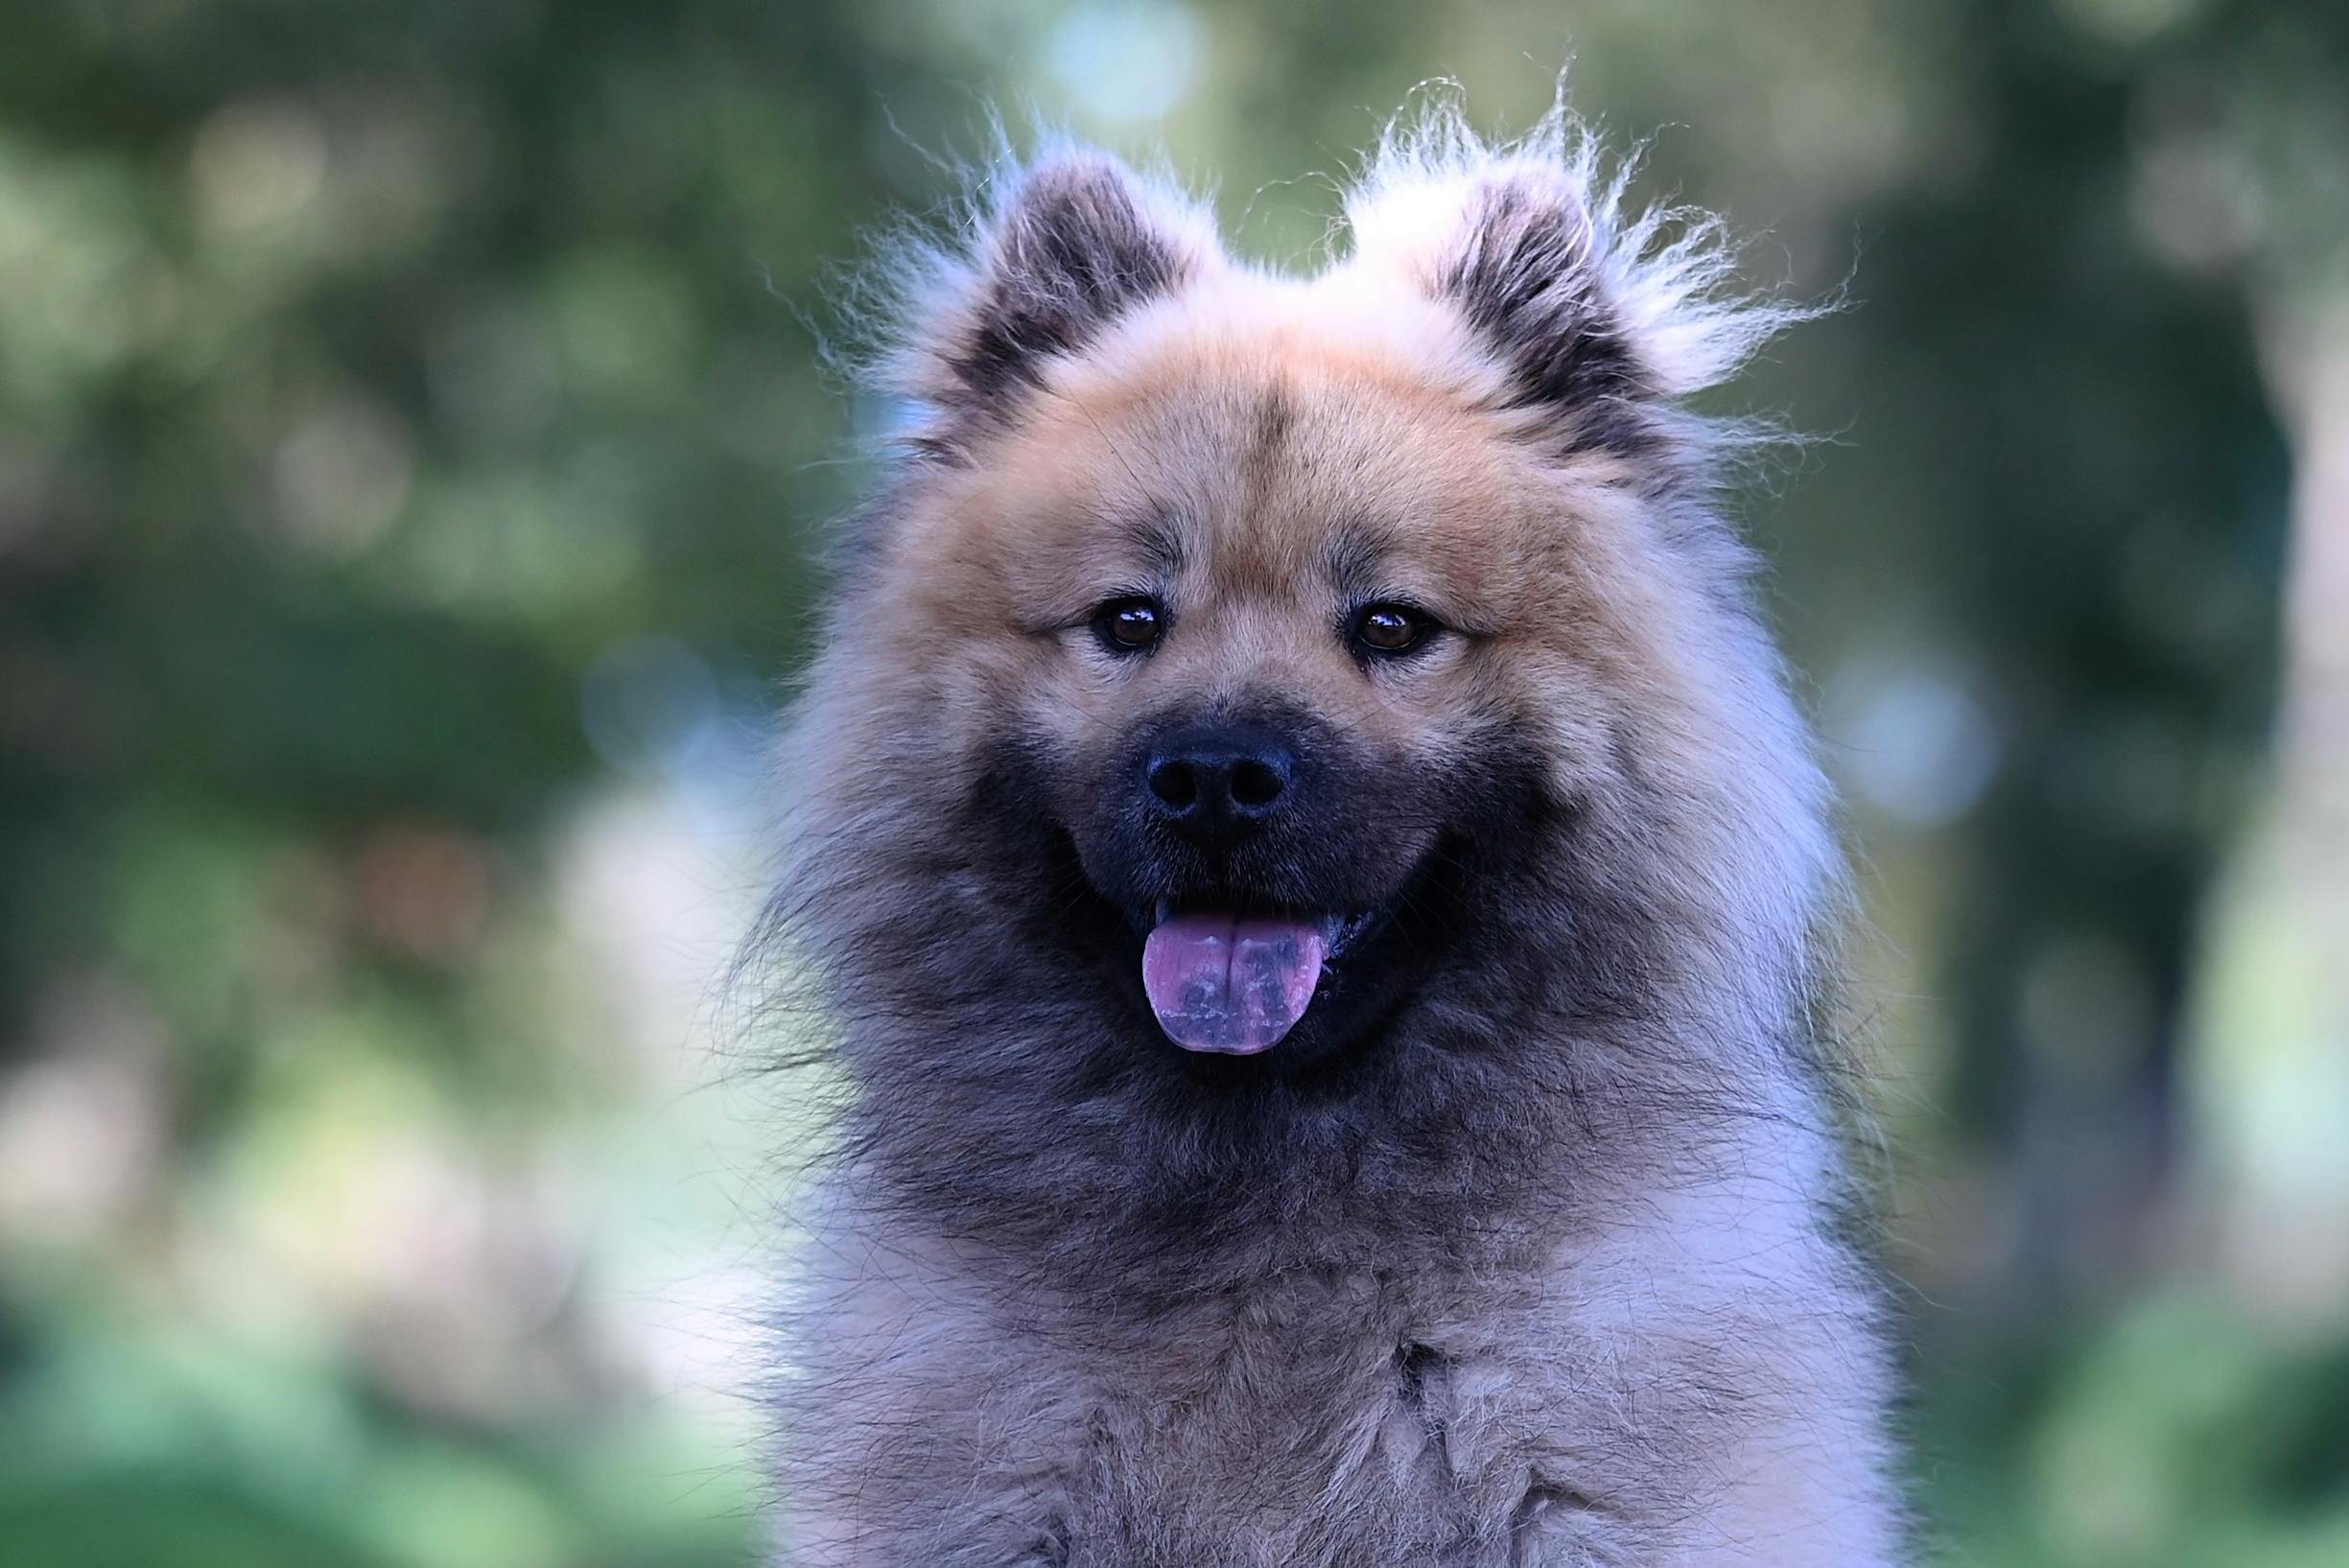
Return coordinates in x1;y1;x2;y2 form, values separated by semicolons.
755;104;1905;1567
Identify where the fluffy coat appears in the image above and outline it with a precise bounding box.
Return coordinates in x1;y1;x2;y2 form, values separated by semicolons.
756;105;1905;1567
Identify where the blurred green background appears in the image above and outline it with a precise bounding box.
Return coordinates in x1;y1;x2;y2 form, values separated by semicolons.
4;1;2347;1564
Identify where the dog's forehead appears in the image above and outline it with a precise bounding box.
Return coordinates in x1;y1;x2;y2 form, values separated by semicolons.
992;310;1542;592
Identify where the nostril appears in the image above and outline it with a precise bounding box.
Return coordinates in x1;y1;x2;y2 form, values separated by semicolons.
1229;757;1285;809
1148;758;1199;809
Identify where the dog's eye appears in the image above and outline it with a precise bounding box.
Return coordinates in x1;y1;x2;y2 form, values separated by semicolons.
1351;602;1438;656
1092;596;1165;653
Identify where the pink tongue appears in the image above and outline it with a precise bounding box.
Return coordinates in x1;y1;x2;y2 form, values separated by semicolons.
1141;912;1327;1054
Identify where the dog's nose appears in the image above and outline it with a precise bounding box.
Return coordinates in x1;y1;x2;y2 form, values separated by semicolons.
1143;727;1295;851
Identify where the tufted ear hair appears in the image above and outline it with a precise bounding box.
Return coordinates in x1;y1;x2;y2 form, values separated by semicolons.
1343;111;1803;455
894;150;1224;433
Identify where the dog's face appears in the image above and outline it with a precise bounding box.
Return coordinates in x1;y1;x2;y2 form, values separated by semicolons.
894;334;1577;1066
812;152;1828;1084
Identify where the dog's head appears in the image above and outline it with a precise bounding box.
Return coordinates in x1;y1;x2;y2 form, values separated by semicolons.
797;129;1835;1085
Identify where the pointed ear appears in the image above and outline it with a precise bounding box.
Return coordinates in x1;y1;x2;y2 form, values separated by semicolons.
903;151;1222;424
1345;138;1793;454
1349;160;1649;428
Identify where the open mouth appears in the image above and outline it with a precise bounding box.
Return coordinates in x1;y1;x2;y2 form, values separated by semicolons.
1139;898;1378;1055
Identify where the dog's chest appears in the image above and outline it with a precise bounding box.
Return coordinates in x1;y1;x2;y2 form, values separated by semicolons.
1026;1276;1536;1568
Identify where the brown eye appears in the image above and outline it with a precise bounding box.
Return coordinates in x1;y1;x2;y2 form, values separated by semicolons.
1352;602;1437;656
1092;596;1164;653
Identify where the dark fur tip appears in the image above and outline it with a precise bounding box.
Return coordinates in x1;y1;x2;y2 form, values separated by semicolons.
944;154;1197;406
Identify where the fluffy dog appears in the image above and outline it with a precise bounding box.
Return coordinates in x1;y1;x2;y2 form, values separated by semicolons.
758;105;1904;1567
